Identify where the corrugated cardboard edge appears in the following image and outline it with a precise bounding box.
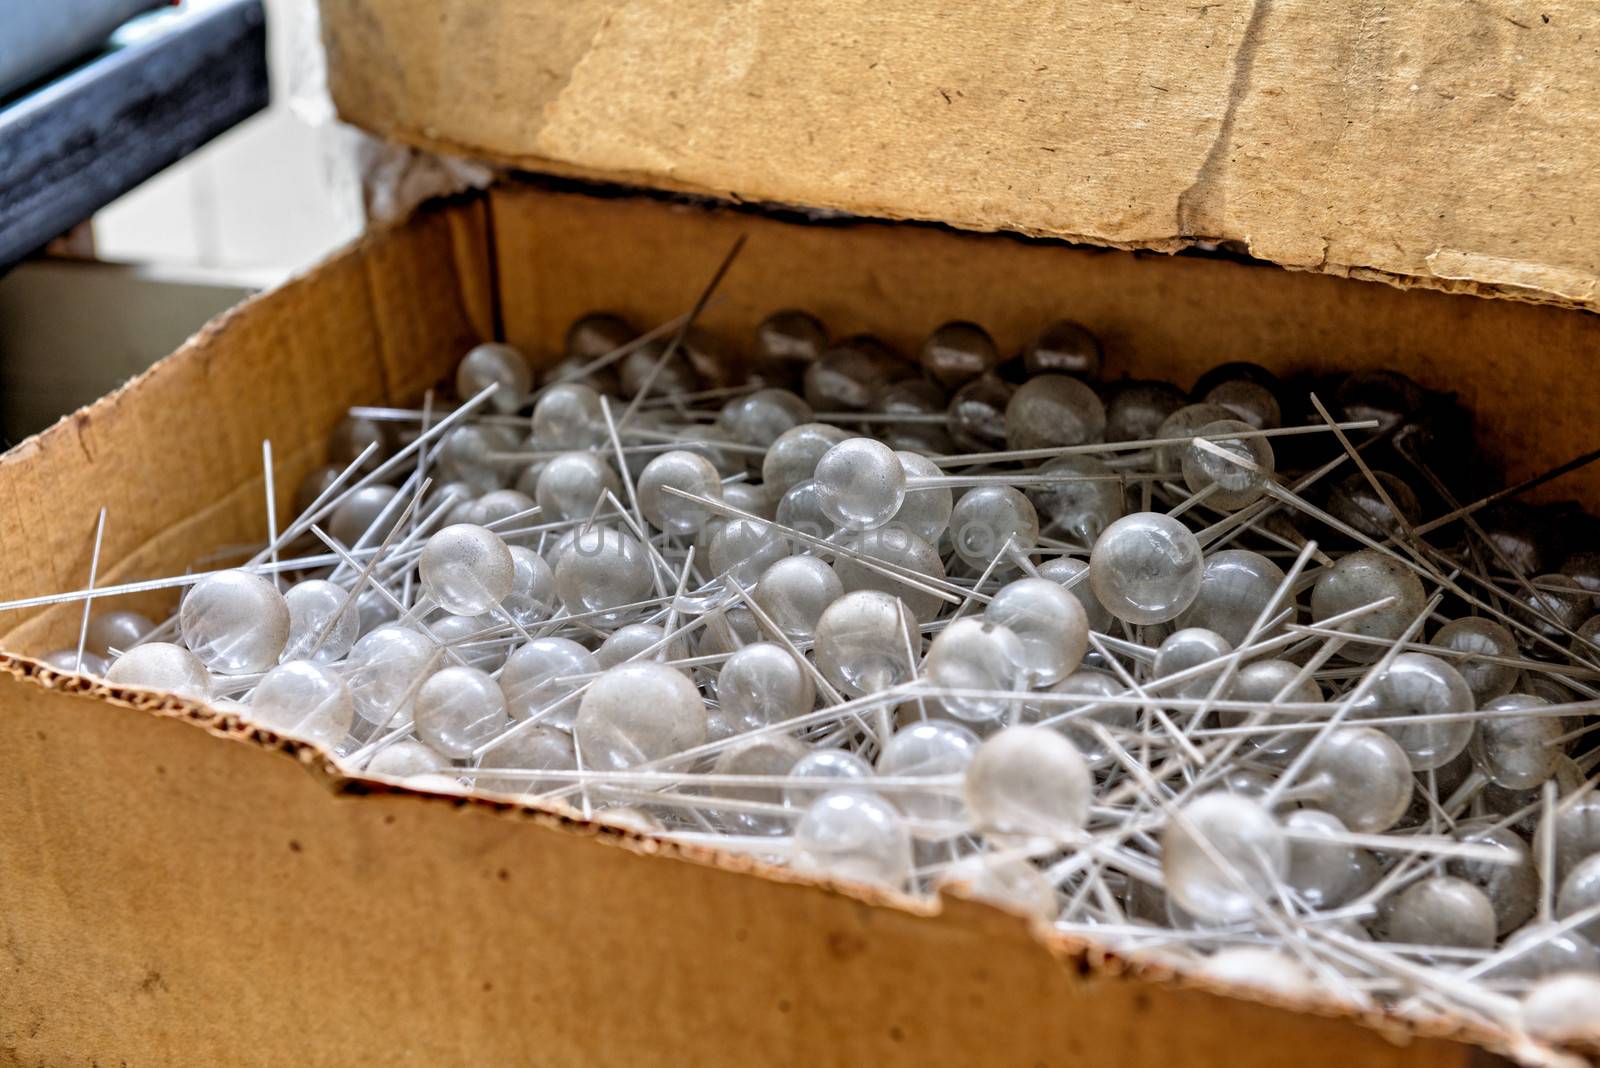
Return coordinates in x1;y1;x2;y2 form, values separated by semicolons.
319;0;1600;313
0;650;1558;1066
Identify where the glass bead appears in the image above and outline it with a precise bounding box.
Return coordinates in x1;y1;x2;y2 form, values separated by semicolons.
1557;853;1600;943
892;451;953;542
753;309;828;382
803;336;903;411
563;312;634;362
105;642;211;699
1450;819;1539;937
876;720;980;832
535;451;620;522
501;637;597;725
532;381;608;450
637;450;723;535
86;609;154;657
919;321;999;389
1334;370;1423;434
1162;793;1288;924
345;624;436;728
1219;659;1320;765
949;486;1040;572
983;577;1088;686
500;545;556;626
1036;556;1113;632
925;619;1028;723
413;665;509;759
1153;628;1233;701
1005;374;1107;450
618;338;700;398
873;380;954;455
1180;419;1274;510
1089;512;1204;626
1196;948;1317;1000
41;649;109;675
832;528;947;623
179;569;290;675
793;790;913;889
773;479;835;543
784;748;875;808
1022;319;1101;379
427;613;504;672
761;422;849;497
249;660;354;747
419;524;515;617
328;484;401;548
1044;668;1134;770
814;590;920;697
964;725;1091;842
717;642;815;730
1202;380;1280;431
1429;617;1519;703
596;624;683;670
1153;402;1234;472
710;517;790;586
573;662;708;770
812;437;906;532
1470;693;1566;790
366;740;449;780
281;579;358;664
945;373;1014;452
294;463;341;515
1514;573;1591;642
937;855;1059;919
696;606;761;658
456;342;531;413
722;481;774;521
1103;381;1186;446
1352;652;1475;771
1299;726;1413;832
1309;549;1427;661
553;526;653;628
719;388;813;451
1284;809;1366;909
472;724;577;797
1521;973;1600;1043
1381;876;1496;949
753;555;843;640
710;735;810;835
436;425;507;494
1174;549;1287;647
1026;454;1123;546
1327;471;1422;541
328;414;391;473
1484;923;1600;983
466;489;537;543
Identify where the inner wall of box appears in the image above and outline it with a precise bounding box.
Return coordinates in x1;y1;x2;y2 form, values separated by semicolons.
6;178;1600;653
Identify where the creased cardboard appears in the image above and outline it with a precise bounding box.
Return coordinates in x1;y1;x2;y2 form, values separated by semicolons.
0;182;1588;1064
320;0;1600;312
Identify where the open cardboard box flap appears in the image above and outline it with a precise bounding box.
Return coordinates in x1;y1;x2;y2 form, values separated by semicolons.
320;0;1600;312
2;183;1597;1064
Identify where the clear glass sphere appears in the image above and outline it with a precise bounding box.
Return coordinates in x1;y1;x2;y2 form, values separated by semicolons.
637;450;723;534
501;545;556;626
105;641;212;699
1522;973;1600;1043
710;735;810;835
754;309;828;382
964;725;1092;842
783;748;875;808
793;790;913;889
501;637;597;725
1174;548;1288;647
596;623;683;670
534;451;620;522
925;618;1028;722
436;426;505;494
553;525;654;627
473;724;576;797
344;624;436;728
366;739;450;780
1284;809;1366;909
831;527;947;623
935;855;1060;919
41;649;109;675
949;486;1040;571
984;577;1088;685
719;388;813;450
86;609;154;657
1300;726;1414;832
573;662;708;770
412;665;508;759
761;423;849;497
1451;819;1539;937
429;611;505;673
876;720;980;833
249;660;354;747
281;579;358;664
1327;470;1422;541
1022;319;1102;379
532;382;607;449
1470;693;1567;790
1027;454;1123;546
1382;876;1496;949
1180;419;1274;510
709;517;789;586
753;555;842;640
717;642;815;731
1203;380;1281;430
1104;380;1186;444
945;373;1013;451
456;342;531;413
812;437;906;532
919;320;999;388
328;484;401;548
803;337;902;412
891;451;952;542
1153;403;1234;472
1005;374;1106;450
1089;512;1204;626
419;524;515;617
1352;652;1475;771
1220;659;1320;765
1485;922;1600;983
773;479;836;543
1162;793;1288;924
813;590;920;697
1153;627;1234;701
1044;668;1134;770
1558;854;1600;944
1036;556;1113;632
179;569;290;675
1309;549;1427;661
328;414;391;472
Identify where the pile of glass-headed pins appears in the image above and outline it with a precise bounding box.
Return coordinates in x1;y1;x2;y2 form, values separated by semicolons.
20;298;1600;1054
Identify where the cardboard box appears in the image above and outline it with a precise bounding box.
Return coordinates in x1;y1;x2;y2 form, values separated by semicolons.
3;180;1597;1064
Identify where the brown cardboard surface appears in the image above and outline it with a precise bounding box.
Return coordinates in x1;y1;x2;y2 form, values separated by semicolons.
321;0;1600;311
0;183;1586;1064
